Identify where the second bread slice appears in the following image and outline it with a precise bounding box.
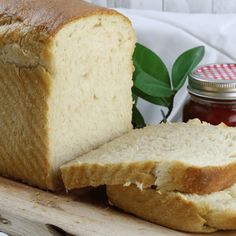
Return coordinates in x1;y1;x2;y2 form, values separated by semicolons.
107;184;236;233
61;120;236;194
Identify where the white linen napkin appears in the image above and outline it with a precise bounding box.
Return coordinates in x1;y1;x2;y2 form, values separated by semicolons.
117;9;236;123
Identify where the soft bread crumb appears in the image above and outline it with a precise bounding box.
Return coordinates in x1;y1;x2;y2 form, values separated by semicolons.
123;182;132;187
49;14;135;172
123;181;144;190
135;181;143;191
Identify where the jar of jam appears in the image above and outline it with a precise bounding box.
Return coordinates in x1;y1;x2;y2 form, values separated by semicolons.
183;63;236;127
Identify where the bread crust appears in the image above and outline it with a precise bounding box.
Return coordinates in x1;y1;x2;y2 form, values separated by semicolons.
183;163;236;194
61;161;157;190
61;159;236;194
0;62;56;190
156;161;236;194
0;0;129;36
107;185;236;233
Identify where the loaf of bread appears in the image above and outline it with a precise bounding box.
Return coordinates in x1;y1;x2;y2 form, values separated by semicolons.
61;120;236;194
107;184;236;233
0;0;135;190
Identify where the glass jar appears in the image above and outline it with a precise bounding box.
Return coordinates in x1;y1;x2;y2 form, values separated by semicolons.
183;63;236;127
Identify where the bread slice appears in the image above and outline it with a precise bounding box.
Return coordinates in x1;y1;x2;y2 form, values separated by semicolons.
61;120;236;194
107;184;236;233
0;0;135;190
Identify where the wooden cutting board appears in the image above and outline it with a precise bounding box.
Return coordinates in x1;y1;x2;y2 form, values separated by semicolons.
0;177;235;236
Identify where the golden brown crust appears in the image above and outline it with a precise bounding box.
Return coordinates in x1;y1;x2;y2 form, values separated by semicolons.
156;161;236;194
0;62;57;190
107;185;216;233
0;0;127;36
182;163;236;194
205;211;236;230
61;159;236;194
61;161;157;190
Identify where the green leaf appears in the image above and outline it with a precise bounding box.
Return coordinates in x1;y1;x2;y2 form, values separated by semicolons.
172;46;205;91
132;44;205;124
134;72;173;98
132;105;146;129
133;43;171;87
132;87;171;107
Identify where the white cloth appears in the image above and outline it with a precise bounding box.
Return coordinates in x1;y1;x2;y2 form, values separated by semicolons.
117;9;236;123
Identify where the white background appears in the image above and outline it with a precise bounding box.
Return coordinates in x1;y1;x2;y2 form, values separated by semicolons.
86;0;236;13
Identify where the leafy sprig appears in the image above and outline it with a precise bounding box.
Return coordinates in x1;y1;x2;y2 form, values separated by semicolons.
132;43;205;128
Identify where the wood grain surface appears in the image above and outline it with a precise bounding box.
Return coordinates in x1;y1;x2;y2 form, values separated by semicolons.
0;177;236;236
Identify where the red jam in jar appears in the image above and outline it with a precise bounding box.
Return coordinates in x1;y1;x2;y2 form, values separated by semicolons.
183;63;236;127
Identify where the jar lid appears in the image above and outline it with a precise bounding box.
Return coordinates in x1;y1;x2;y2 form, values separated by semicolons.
188;63;236;100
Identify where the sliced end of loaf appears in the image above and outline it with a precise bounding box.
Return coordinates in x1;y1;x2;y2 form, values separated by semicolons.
48;13;135;187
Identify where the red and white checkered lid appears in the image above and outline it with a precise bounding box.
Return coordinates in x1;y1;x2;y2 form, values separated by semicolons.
188;63;236;100
193;64;236;81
